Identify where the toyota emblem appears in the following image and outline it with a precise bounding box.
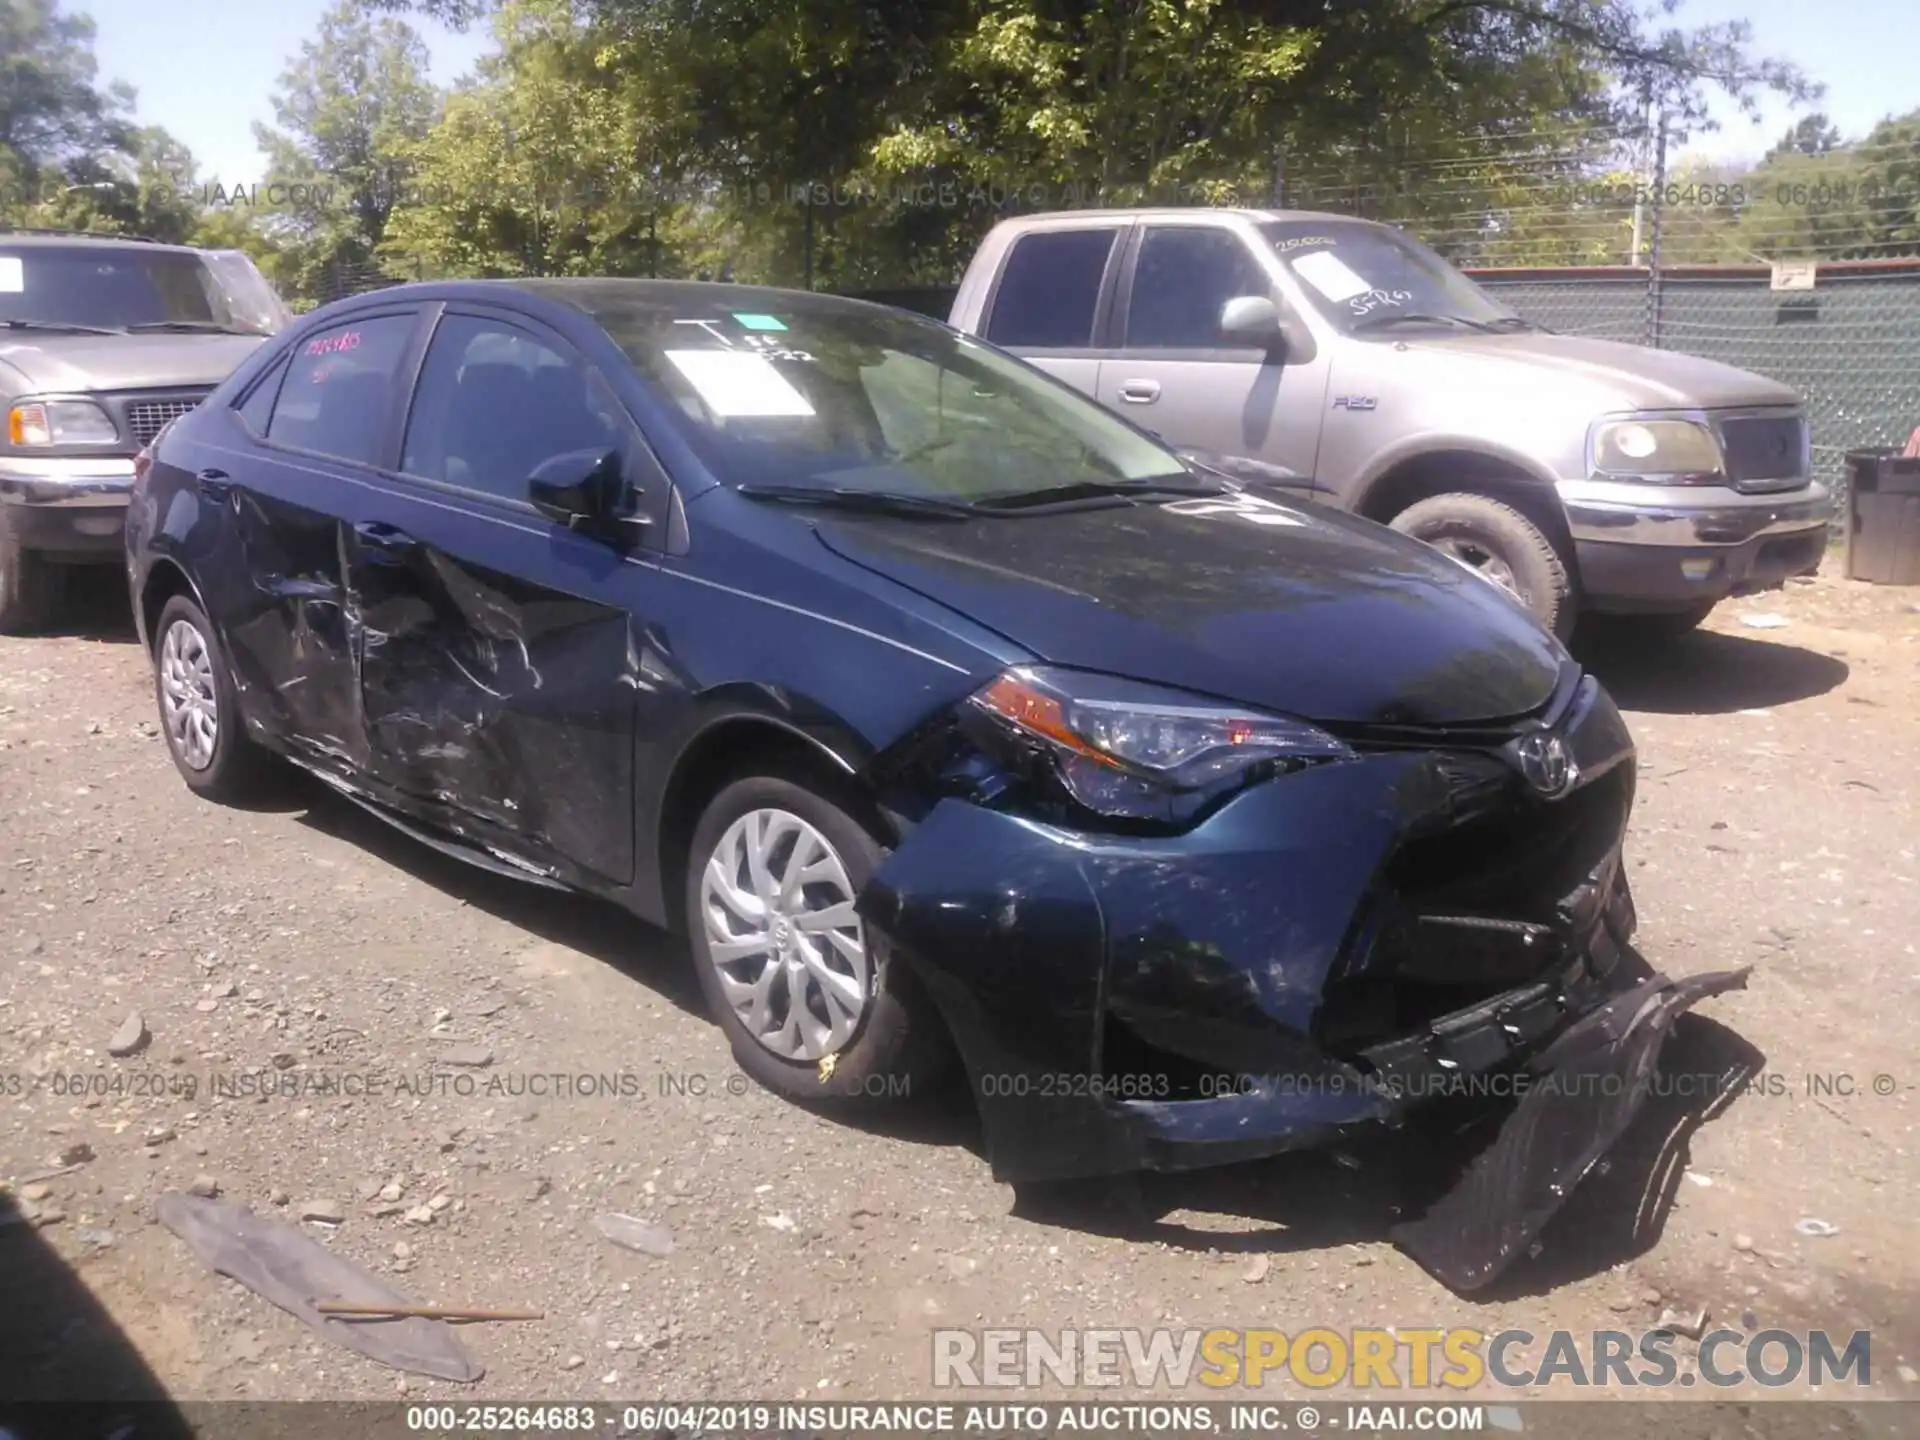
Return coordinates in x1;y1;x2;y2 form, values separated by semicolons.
1512;731;1578;799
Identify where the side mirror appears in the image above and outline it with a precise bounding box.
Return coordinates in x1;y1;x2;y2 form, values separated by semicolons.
1219;294;1288;353
528;448;642;533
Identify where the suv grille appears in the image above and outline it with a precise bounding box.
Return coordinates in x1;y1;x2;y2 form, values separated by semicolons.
125;397;206;447
1719;415;1807;489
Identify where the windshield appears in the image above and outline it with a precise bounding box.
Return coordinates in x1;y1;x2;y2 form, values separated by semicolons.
543;285;1196;503
1258;221;1519;334
0;245;291;335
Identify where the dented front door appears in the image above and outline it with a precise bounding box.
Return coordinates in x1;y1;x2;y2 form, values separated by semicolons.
344;491;641;886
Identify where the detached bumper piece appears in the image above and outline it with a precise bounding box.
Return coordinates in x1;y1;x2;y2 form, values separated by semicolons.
1391;966;1752;1291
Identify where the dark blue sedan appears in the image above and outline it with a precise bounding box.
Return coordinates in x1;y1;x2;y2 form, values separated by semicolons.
125;280;1745;1290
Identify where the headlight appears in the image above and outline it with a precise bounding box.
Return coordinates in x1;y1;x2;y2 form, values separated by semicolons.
968;665;1353;824
1590;418;1723;481
7;399;119;447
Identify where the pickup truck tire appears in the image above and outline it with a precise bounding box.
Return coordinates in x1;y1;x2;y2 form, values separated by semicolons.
0;516;66;635
1389;493;1573;639
685;772;952;1106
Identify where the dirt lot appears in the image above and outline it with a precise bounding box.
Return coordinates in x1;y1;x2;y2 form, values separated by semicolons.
3;565;1917;1415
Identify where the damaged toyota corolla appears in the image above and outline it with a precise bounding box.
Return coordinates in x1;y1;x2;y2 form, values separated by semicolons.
126;280;1746;1289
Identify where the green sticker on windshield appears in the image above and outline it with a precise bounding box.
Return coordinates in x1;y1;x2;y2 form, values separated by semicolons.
732;312;788;331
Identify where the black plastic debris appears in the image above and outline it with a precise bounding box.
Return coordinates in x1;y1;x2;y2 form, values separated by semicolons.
1390;967;1752;1291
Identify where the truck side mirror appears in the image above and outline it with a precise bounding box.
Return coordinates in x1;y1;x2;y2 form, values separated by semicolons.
1220;295;1288;354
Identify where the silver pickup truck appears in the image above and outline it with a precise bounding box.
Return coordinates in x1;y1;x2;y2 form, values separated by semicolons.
947;208;1832;639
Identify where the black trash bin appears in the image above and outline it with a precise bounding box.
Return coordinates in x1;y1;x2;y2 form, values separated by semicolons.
1844;448;1920;585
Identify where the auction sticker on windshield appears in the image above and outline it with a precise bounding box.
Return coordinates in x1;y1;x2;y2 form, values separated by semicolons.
1291;249;1372;303
0;256;23;293
664;348;817;417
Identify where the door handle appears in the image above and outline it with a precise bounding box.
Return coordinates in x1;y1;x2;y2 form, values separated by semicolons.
197;467;232;500
1117;380;1161;404
353;521;419;559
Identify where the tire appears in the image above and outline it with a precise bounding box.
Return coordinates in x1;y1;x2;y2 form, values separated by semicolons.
1583;602;1717;643
684;772;950;1104
1390;492;1574;640
0;513;66;635
150;593;271;801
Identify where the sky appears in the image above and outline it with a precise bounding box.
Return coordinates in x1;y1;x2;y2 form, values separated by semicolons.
78;0;1920;185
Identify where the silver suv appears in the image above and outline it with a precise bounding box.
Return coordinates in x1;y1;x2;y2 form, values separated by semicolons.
949;209;1832;638
1;231;289;631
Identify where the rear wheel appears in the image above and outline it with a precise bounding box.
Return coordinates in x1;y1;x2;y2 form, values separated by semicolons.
151;593;271;801
0;515;66;635
684;772;949;1103
1390;491;1574;640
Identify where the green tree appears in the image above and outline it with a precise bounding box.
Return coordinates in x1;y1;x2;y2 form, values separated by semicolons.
253;0;440;299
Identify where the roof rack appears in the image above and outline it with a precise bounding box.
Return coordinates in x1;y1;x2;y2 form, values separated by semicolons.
0;226;163;244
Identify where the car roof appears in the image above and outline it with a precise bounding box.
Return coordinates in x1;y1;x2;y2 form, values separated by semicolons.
315;277;917;319
994;207;1372;225
0;228;198;254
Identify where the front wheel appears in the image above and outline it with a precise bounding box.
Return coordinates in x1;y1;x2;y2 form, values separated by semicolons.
150;593;272;801
684;773;950;1103
1390;492;1574;640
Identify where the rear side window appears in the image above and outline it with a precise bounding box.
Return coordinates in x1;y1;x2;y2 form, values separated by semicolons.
265;314;417;466
235;356;288;436
983;229;1118;349
1125;226;1273;348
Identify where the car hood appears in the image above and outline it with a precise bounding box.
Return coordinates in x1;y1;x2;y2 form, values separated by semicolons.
1404;330;1800;411
0;332;267;393
813;491;1566;726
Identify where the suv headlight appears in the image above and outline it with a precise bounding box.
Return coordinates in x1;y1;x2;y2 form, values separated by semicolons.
1589;417;1723;482
967;665;1353;824
7;399;119;447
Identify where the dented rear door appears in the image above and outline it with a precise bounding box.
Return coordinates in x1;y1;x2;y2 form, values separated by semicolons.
343;305;644;886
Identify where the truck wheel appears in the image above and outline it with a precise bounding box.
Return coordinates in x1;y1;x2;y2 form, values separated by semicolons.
684;772;951;1104
1390;492;1573;639
0;515;66;635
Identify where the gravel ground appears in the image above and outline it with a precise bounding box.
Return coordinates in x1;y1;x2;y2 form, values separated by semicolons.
3;565;1917;1413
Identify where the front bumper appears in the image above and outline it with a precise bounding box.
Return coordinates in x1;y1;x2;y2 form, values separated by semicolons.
0;456;135;562
860;676;1644;1181
1557;477;1832;612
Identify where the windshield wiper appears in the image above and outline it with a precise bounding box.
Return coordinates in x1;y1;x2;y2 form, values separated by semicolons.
1352;312;1502;334
1;318;126;335
124;320;266;335
975;476;1228;509
736;483;981;519
1480;316;1548;333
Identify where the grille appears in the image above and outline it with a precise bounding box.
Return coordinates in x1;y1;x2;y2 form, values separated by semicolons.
125;396;206;447
1719;415;1807;488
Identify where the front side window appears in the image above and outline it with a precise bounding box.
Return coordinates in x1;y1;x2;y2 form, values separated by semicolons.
1125;226;1274;348
982;229;1119;349
401;314;628;500
0;245;290;335
545;285;1197;504
1259;221;1519;334
265;314;418;466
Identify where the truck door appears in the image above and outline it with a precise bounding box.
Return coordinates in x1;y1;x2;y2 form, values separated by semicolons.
973;222;1129;400
1097;221;1330;493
